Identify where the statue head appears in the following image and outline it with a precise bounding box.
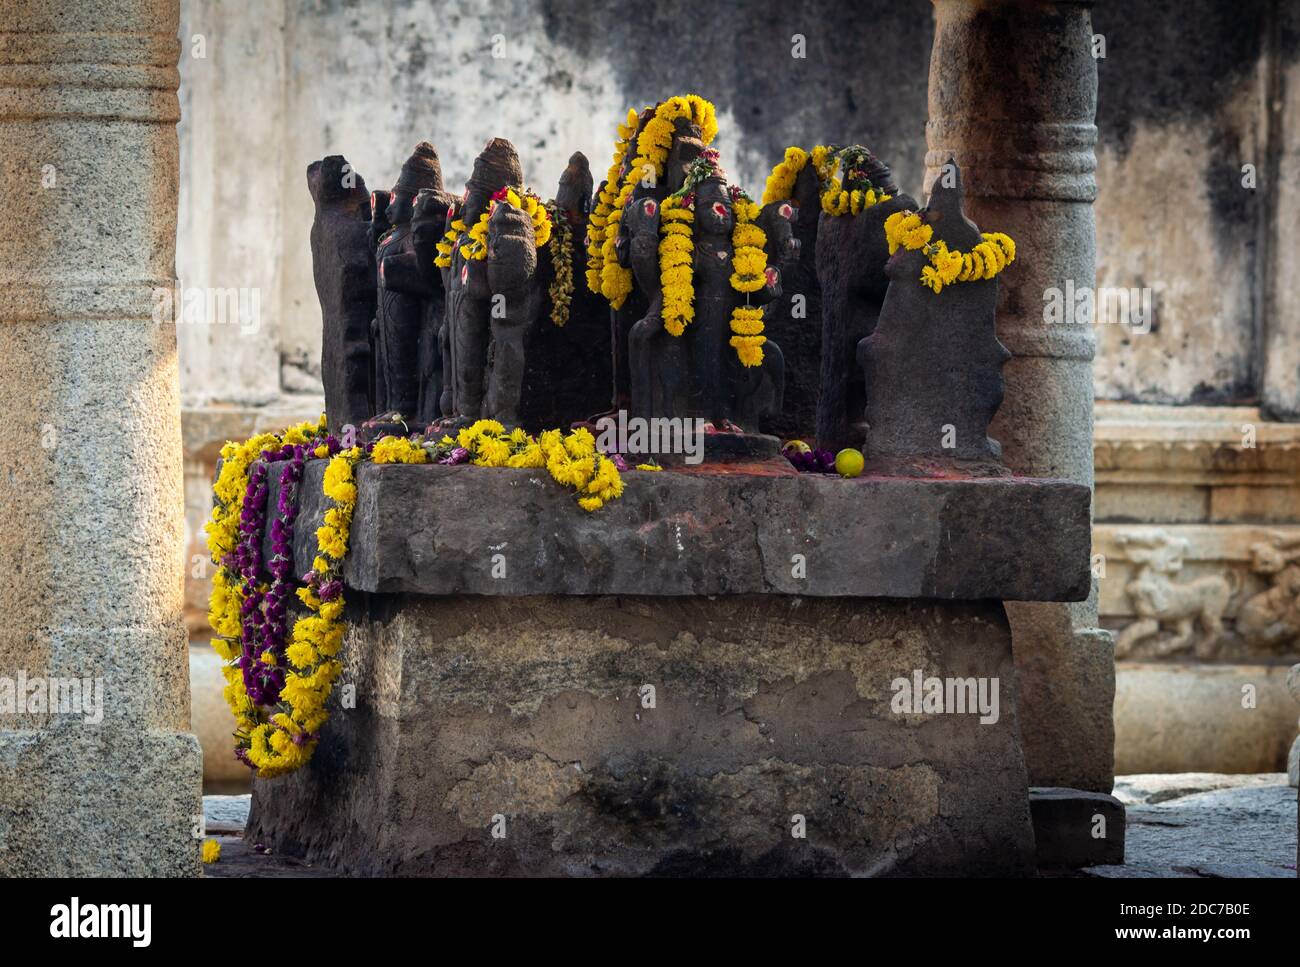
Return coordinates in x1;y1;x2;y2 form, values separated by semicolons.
387;141;443;225
411;188;457;257
485;197;538;292
694;176;733;240
919;157;980;249
412;188;456;231
464;137;523;227
554;152;593;221
884;157;982;285
307;155;368;214
757;199;799;270
666;117;706;193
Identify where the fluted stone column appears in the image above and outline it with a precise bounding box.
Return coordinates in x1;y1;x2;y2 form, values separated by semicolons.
0;0;202;874
926;0;1114;791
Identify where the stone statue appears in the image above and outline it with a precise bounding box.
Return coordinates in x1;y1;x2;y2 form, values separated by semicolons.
410;187;458;424
518;152;613;430
482;193;544;426
306;154;374;436
858;160;1009;468
1113;530;1236;660
758;161;822;440
441;139;525;426
814;147;919;453
372;141;444;420
611;112;784;435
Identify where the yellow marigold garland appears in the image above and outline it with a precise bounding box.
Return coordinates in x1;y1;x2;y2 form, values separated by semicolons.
883;211;1017;294
760;145;810;206
820;180;891;217
728;193;768;367
764;144;879;217
433;217;466;269
599;95;717;309
659;196;695;337
588;107;642;295
206;416;638;778
459;188;553;262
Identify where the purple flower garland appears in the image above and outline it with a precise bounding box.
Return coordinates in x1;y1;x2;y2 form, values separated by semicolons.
231;442;309;707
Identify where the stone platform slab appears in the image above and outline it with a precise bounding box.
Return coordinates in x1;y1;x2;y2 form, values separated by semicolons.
268;461;1091;601
247;595;1036;876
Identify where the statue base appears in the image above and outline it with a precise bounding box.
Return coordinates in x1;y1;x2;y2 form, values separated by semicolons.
247;595;1035;876
244;460;1090;876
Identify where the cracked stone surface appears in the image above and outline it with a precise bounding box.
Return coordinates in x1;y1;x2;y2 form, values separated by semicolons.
244;595;1035;876
1084;773;1296;878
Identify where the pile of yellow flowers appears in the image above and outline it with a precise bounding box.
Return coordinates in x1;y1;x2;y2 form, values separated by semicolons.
596;95;718;310
442;420;626;512
659;195;694;336
883;210;1017;294
728;193;768;367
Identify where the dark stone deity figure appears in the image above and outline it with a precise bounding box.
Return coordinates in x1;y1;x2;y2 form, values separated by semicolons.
307;155;374;436
518;152;613;430
756;163;822;440
442;138;528;426
858;161;1010;469
409;187;458;423
814;148;919;453
614;110;785;435
372;141;444;420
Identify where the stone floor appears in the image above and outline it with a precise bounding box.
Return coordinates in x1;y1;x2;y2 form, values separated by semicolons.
202;774;1297;878
1082;773;1296;878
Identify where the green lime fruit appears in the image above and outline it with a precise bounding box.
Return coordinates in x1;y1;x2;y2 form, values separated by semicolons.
835;448;864;478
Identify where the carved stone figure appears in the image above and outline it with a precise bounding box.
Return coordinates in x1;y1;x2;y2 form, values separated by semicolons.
757;165;821;440
482;197;543;426
858;161;1008;467
519;153;613;430
442;138;525;425
410;187;458;423
307;154;374;435
1113;530;1236;660
1238;535;1300;649
615;119;784;434
372;142;445;419
815;149;918;452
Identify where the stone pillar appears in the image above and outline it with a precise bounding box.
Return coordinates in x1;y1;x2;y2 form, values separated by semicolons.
0;0;202;874
926;0;1114;791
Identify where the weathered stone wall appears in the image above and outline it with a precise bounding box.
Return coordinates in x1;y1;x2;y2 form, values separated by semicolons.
249;595;1036;876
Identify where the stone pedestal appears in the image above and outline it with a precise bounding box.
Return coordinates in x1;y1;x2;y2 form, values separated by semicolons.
247;461;1090;875
0;0;202;875
250;595;1034;876
927;0;1113;793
